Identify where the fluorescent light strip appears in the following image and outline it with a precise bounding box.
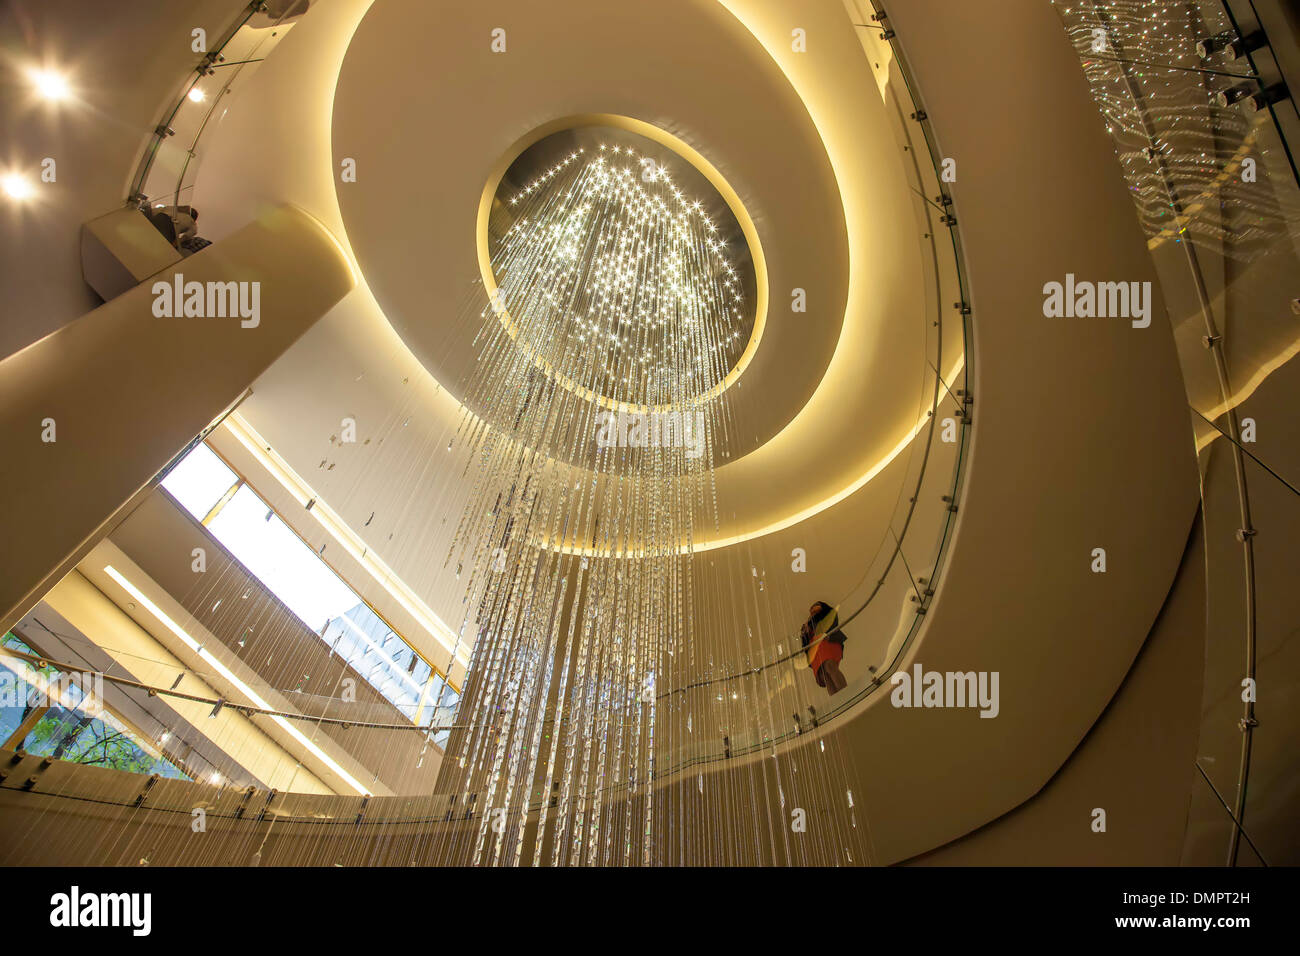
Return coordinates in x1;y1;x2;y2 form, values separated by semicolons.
104;565;372;796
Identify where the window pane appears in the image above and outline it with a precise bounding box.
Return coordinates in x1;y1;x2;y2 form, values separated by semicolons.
206;485;356;632
161;442;238;519
1;634;187;779
156;444;449;736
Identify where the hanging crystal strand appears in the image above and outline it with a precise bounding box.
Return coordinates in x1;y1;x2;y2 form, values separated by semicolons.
549;553;600;866
564;582;607;864
488;520;553;848
539;490;603;864
566;476;626;858
469;486;551;862
527;473;600;853
581;459;632;862
587;489;637;863
442;140;745;866
635;499;670;864
501;457;580;865
567;519;618;865
615;510;653;864
489;549;556;865
456;567;514;782
484;548;548;832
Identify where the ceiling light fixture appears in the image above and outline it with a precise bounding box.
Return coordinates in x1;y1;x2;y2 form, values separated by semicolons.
2;174;34;201
29;68;71;101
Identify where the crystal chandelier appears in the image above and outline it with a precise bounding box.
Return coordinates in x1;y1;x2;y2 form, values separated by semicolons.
433;138;748;865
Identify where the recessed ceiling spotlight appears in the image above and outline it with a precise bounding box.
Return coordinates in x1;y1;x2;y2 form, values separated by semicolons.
29;68;71;101
187;87;206;103
2;174;34;201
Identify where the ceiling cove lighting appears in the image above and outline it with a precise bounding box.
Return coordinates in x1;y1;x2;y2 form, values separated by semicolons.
103;564;372;796
527;352;968;558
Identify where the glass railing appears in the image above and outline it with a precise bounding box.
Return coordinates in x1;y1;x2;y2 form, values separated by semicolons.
127;2;306;239
4;423;462;799
9;1;1287;860
6;597;459;798
1;632;188;779
30;0;1289;858
42;1;1300;858
1053;0;1300;867
632;0;974;778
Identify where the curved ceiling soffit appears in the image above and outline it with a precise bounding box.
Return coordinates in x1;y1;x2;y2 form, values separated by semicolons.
328;0;931;550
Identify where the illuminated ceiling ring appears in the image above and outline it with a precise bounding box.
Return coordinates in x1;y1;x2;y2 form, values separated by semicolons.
475;114;769;415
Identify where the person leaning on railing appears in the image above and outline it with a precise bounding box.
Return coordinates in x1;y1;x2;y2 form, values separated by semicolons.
800;601;847;696
145;204;212;256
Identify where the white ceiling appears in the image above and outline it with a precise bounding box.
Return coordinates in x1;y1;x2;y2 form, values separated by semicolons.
192;0;938;643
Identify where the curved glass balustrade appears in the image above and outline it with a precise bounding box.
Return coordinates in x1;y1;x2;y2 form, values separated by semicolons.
1053;0;1300;866
129;4;304;216
642;0;974;778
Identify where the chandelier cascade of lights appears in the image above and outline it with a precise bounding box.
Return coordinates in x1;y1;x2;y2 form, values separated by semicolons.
432;142;748;865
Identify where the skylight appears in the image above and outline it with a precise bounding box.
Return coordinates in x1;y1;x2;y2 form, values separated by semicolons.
161;442;458;741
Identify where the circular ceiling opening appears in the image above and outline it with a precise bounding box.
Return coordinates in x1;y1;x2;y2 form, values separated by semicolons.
485;125;758;408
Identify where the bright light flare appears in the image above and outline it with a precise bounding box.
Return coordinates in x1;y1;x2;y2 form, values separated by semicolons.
29;68;71;101
2;174;34;201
